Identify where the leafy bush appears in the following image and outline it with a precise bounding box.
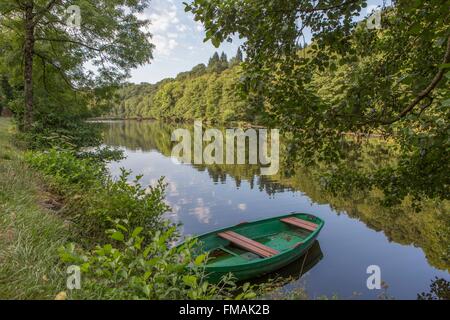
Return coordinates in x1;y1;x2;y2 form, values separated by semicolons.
25;150;170;241
25;149;106;191
13;114;102;150
77;171;170;240
59;219;257;300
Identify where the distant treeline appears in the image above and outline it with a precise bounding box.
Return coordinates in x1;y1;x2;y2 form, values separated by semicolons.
106;48;261;123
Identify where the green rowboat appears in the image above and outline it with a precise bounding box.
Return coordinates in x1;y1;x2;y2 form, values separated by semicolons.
192;213;325;282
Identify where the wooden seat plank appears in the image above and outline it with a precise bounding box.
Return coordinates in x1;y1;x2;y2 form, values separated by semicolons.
283;217;317;230
218;232;272;258
281;217;317;232
218;231;279;258
282;217;317;231
290;218;318;228
223;231;279;255
283;217;318;229
218;231;278;256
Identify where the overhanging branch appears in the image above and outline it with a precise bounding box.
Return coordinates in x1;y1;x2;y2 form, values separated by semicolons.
33;51;77;90
35;37;104;52
380;35;450;125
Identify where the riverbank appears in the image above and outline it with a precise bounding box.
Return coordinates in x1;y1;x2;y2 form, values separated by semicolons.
88;116;266;128
0;117;269;300
90;117;390;138
0;118;68;299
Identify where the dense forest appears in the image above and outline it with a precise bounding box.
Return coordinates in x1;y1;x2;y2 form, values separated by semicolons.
105;48;260;123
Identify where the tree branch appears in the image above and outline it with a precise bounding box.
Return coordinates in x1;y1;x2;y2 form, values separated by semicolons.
381;35;450;125
35;37;103;52
301;0;361;13
34;0;61;24
33;51;77;90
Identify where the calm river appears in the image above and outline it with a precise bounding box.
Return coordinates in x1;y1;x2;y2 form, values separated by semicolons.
102;120;449;300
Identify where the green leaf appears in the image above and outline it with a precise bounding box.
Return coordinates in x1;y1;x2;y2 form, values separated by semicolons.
131;227;144;238
211;37;221;48
183;3;191;12
194;254;206;266
116;224;128;232
142;285;150;297
111;231;124;242
182;275;197;287
144;271;152;281
442;99;450;107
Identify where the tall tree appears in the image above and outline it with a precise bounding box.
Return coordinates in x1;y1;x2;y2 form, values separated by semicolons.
220;52;228;63
0;0;154;130
235;47;243;63
229;47;243;67
208;52;220;68
219;51;229;71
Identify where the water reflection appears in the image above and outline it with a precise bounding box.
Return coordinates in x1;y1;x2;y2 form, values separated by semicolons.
417;277;450;300
102;120;449;299
252;241;324;284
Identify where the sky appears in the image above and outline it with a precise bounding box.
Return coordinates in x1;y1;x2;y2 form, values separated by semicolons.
131;0;387;85
131;0;243;84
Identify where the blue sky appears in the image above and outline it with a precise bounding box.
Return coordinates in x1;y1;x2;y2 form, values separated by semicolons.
131;0;386;84
131;0;243;84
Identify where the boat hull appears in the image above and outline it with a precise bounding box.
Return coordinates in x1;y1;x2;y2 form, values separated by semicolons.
191;213;325;283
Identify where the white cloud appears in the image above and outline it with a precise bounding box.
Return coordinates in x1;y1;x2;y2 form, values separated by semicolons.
153;34;178;56
168;181;179;196
190;198;211;224
193;206;211;224
130;0;244;84
176;24;188;32
148;8;179;34
135;1;181;57
238;203;247;211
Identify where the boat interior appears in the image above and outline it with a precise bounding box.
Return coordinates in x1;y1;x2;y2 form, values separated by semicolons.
202;216;320;267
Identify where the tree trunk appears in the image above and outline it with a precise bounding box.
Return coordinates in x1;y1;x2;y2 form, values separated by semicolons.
23;4;35;130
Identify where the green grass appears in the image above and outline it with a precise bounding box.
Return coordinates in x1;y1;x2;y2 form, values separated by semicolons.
0;118;68;299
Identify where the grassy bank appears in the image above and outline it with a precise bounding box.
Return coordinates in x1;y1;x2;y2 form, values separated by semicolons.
0;118;68;299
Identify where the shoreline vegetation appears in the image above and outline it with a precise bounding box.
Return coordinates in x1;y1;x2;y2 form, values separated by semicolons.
90;117;386;139
0;117;297;300
88;117;267;130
